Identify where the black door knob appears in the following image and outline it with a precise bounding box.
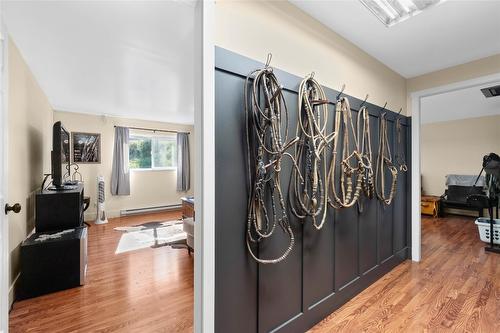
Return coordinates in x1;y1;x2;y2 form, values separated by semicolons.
5;203;21;214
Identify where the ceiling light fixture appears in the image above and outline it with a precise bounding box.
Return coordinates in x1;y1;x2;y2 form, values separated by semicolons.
359;0;447;27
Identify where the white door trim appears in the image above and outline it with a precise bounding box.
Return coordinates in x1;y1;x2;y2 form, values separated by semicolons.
410;72;500;262
0;18;9;333
194;1;215;332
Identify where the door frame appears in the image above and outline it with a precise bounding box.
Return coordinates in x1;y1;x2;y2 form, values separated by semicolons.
410;71;500;262
0;15;9;333
194;1;215;332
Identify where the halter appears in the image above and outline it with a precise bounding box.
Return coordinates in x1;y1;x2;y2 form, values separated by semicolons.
375;112;398;205
328;97;364;209
394;116;408;172
289;74;336;229
244;66;299;264
356;106;375;212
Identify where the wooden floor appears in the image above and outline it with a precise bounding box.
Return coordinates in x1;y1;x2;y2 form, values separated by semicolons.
310;215;499;333
9;210;193;333
10;214;499;332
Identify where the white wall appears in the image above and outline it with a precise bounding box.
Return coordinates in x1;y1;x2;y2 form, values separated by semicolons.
421;115;500;197
8;37;53;304
215;0;407;114
407;54;500;115
54;111;194;220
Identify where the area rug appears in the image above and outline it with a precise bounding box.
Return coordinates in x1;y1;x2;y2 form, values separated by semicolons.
114;220;187;254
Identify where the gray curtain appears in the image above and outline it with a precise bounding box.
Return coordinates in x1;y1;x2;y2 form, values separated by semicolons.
111;126;130;195
177;132;190;192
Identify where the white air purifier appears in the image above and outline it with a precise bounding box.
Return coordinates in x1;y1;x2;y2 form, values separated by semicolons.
95;176;108;224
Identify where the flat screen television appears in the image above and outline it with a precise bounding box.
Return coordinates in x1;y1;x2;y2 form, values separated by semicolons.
51;121;70;188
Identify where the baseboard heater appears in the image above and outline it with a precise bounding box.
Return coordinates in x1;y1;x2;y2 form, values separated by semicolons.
120;204;181;216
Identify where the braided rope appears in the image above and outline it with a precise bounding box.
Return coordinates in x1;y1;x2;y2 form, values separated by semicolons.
245;67;299;264
356;106;375;212
289;74;336;230
375;112;398;206
328;97;364;209
395;117;408;172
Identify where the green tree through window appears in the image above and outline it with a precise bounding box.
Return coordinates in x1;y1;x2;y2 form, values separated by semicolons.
129;134;176;170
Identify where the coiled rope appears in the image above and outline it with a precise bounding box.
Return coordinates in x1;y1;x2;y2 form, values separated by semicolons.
289;74;336;229
356;106;375;212
375;112;398;205
328;97;364;208
395;117;408;172
244;66;299;264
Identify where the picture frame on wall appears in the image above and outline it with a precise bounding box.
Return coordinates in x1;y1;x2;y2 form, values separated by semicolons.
72;132;101;163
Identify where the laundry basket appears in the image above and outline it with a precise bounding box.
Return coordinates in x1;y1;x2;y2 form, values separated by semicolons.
475;218;500;245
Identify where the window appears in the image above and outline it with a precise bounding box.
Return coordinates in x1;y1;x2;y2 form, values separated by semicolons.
129;133;176;170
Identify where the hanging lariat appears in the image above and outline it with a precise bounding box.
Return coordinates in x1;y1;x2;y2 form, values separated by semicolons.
245;64;299;264
356;106;375;212
328;97;364;208
395;116;408;172
289;74;336;229
375;112;398;205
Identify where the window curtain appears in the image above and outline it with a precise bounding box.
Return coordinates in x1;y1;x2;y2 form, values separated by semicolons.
177;132;190;192
111;126;130;195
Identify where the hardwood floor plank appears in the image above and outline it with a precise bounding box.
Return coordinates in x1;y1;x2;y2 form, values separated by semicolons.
310;215;499;333
9;210;193;333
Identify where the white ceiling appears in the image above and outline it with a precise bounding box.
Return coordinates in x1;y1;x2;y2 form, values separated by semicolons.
421;82;500;124
4;0;197;124
290;0;500;78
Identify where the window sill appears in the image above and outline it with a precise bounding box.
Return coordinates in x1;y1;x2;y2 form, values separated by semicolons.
130;168;177;172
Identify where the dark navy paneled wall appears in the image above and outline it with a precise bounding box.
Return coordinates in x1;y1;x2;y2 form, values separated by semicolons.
215;47;411;333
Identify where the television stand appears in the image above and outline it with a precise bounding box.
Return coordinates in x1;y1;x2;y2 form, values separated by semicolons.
36;183;85;232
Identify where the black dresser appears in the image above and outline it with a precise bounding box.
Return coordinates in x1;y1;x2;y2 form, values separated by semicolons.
18;183;88;300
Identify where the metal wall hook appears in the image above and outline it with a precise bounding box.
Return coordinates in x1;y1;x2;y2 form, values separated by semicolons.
380;101;388;113
359;94;369;109
336;83;346;100
397;107;403;115
265;53;273;68
310;71;315;79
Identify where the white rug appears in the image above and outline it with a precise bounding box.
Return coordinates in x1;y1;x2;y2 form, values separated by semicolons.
114;220;187;254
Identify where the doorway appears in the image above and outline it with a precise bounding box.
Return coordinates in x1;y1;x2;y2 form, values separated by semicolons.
410;72;500;261
0;2;208;331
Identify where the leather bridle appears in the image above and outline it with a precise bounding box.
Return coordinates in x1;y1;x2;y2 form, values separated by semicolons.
328;97;364;208
375;112;398;205
289;74;336;229
244;66;299;264
244;66;403;264
394;117;408;172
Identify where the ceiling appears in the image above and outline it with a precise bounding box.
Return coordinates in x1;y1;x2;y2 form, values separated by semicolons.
4;0;197;124
421;82;500;124
290;0;500;78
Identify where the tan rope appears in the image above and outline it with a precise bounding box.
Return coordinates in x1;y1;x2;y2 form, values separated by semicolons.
289;74;336;230
356;106;375;212
375;112;398;205
244;66;300;264
328;97;364;208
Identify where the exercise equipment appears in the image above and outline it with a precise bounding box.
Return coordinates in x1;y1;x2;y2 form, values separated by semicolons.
469;153;500;254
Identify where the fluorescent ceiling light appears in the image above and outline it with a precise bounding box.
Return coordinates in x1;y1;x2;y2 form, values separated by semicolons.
359;0;447;27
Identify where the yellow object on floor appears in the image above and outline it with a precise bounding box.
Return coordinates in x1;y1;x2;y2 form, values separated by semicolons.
421;195;441;217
